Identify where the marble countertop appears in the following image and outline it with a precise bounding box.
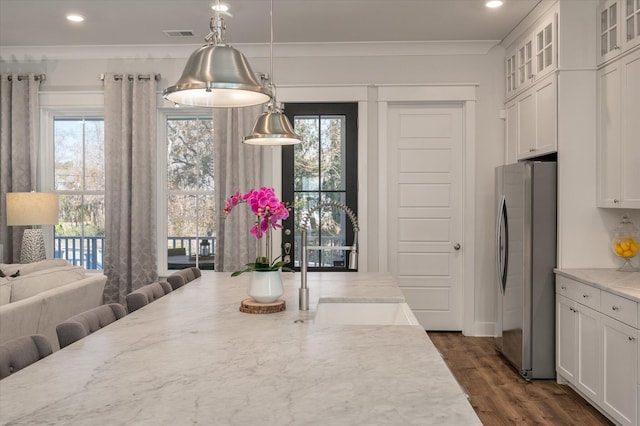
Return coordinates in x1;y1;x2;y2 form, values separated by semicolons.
555;268;640;302
0;272;480;426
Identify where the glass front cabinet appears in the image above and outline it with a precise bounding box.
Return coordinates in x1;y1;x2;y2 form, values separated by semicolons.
598;0;640;65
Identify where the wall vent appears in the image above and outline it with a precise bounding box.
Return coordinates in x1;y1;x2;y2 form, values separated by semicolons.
163;30;195;37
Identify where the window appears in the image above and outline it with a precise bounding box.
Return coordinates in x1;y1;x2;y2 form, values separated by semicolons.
282;103;358;271
165;115;215;270
53;116;105;270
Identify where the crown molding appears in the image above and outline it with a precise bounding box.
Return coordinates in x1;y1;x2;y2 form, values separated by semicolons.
0;40;500;62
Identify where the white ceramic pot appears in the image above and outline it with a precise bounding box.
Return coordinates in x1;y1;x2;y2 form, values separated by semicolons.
247;270;284;303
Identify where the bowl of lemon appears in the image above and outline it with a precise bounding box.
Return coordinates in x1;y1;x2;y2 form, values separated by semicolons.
612;214;640;272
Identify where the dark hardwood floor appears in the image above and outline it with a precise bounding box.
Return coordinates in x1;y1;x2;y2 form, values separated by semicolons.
427;332;614;426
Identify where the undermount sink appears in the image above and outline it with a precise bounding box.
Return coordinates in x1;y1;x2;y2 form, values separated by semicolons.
314;301;420;326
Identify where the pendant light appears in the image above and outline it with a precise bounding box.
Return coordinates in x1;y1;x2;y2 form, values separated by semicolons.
163;2;271;108
243;0;301;145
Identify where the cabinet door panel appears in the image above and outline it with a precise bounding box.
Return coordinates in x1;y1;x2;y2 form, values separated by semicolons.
535;76;557;155
517;92;536;157
576;304;602;403
556;295;577;381
602;315;638;426
505;100;518;165
621;51;640;207
597;63;622;207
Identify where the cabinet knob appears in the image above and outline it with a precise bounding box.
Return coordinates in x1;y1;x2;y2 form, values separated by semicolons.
529;148;536;152
561;286;567;290
613;199;619;203
611;306;620;311
629;336;636;342
582;294;589;299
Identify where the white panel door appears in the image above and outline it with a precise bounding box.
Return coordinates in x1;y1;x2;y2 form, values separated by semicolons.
387;104;463;330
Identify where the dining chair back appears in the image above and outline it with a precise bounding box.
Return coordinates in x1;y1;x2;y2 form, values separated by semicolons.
0;334;53;379
166;267;201;290
125;281;172;313
56;303;126;349
168;247;186;256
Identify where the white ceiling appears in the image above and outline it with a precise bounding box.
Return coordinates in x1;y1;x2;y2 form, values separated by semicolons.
0;0;541;47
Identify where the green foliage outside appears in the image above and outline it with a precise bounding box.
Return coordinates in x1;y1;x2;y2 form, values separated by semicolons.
293;115;345;239
167;117;215;245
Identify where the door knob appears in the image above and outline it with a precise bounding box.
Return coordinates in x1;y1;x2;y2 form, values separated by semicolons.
454;243;461;250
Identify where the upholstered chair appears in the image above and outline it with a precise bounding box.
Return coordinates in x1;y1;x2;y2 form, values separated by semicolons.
0;334;53;379
56;303;127;349
125;281;172;313
166;267;201;290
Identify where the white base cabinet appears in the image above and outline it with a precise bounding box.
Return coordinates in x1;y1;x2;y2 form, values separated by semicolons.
556;275;638;426
602;314;638;426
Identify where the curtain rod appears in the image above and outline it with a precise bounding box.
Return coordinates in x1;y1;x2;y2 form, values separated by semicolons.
100;73;161;81
6;74;46;82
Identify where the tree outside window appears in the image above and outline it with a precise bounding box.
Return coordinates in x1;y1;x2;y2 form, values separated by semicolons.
166;116;215;269
53;117;105;269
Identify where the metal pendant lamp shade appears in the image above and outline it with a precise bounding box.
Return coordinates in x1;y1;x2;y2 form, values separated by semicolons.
163;15;271;108
243;0;301;146
243;104;301;145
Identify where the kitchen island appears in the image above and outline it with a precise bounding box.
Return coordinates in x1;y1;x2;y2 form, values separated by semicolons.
0;272;480;425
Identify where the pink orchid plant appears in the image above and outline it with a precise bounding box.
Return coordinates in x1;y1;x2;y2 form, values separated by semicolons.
224;187;293;276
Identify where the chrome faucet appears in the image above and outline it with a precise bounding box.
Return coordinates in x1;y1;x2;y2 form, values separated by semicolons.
299;201;359;311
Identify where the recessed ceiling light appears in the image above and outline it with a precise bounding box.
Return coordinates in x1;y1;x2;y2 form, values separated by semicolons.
486;0;504;8
66;14;85;22
211;3;229;12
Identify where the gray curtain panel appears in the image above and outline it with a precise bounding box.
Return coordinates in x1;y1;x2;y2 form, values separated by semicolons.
213;106;263;272
0;74;41;263
103;73;158;304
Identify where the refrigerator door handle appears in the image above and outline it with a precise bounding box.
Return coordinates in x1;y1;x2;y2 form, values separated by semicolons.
495;195;508;295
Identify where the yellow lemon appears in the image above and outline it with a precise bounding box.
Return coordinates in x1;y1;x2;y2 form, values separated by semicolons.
620;242;629;251
623;250;633;258
615;244;624;255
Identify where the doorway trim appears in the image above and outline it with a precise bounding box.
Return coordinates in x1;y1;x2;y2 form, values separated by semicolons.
377;84;477;335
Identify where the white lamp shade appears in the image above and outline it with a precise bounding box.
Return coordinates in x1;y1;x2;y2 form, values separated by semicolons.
6;192;59;226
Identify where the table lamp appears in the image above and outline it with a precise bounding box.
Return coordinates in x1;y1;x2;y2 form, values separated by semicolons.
6;192;59;263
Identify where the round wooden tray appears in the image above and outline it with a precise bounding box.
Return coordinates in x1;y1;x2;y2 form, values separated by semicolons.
239;298;286;314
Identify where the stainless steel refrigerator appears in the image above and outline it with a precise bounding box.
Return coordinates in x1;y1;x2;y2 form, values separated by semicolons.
495;161;557;380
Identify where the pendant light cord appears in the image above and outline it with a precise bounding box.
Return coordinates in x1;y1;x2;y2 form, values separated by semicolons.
269;0;276;103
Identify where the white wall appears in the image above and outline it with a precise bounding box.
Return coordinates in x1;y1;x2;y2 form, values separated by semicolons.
1;41;507;333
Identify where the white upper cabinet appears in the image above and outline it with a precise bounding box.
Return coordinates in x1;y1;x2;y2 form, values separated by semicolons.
534;16;557;80
597;48;640;208
504;6;557;101
506;73;557;161
505;49;518;99
503;4;559;162
598;0;640;65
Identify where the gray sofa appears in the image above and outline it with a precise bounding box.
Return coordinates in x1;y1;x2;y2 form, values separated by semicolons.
0;260;107;351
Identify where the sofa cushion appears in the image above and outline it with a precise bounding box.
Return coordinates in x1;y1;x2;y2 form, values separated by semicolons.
36;274;107;351
0;259;71;278
10;266;87;303
0;278;10;306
